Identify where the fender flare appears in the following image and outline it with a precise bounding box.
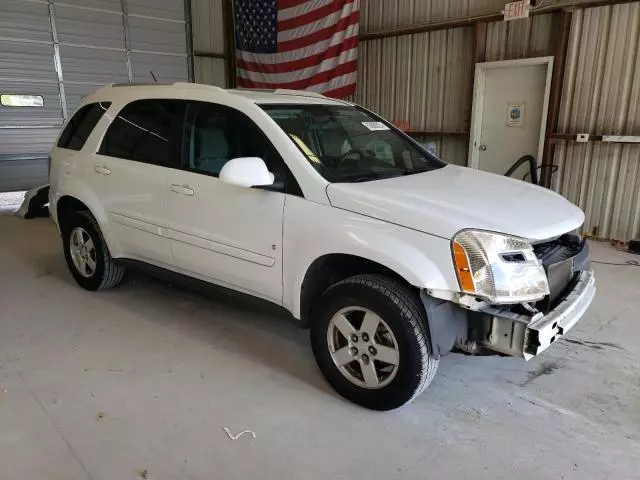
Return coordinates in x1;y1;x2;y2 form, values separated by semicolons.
53;187;120;256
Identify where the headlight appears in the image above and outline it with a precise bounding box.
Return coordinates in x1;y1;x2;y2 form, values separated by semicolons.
452;230;549;304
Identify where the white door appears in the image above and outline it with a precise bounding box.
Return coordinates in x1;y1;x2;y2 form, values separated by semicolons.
166;101;288;303
92;99;182;266
469;57;553;181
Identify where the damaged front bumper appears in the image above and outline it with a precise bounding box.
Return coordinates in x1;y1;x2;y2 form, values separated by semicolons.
471;269;596;359
521;269;595;359
422;269;596;360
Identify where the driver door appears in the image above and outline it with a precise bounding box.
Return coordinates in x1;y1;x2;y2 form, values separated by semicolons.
166;101;287;303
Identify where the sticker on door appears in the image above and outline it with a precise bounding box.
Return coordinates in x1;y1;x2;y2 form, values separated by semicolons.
506;102;524;127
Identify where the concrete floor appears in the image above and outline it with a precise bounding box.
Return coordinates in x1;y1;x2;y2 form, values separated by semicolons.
1;198;639;480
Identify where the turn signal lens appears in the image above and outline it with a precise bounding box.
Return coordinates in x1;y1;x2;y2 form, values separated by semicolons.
453;241;475;293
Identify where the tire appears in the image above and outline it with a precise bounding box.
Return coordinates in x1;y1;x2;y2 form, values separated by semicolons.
310;274;438;410
61;210;125;291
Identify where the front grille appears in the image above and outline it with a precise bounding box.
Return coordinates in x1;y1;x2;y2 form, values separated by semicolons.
532;234;589;313
533;234;583;266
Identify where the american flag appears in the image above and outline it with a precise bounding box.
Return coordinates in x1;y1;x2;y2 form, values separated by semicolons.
233;0;360;99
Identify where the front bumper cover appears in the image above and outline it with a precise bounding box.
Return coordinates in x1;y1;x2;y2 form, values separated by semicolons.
522;269;596;359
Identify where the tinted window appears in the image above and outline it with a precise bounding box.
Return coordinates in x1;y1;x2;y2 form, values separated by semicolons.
57;102;111;150
182;102;302;195
99;99;181;165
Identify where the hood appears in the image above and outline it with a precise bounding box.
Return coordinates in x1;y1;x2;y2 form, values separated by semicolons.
326;165;584;242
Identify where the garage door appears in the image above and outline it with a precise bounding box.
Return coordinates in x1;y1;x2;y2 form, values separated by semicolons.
0;0;189;192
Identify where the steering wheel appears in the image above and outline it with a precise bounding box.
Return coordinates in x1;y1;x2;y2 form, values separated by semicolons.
338;148;366;165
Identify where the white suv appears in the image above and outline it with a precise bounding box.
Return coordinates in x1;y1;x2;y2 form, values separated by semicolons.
49;83;595;410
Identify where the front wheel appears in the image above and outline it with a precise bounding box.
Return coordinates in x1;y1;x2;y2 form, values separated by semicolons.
310;274;438;410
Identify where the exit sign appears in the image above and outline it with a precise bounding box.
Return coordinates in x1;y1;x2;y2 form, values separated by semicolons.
504;0;530;21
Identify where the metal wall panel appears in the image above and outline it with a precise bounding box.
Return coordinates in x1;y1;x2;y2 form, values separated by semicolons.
355;27;473;133
191;0;227;86
552;2;640;241
131;52;189;82
55;0;123;11
60;46;129;84
2;0;52;41
127;0;186;21
484;14;554;61
0;40;57;81
553;143;640;241
0;128;59;156
195;57;227;86
0;157;50;192
54;4;125;49
361;0;506;32
192;0;225;54
128;15;187;55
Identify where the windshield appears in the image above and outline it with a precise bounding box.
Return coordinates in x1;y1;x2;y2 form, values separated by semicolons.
261;104;446;183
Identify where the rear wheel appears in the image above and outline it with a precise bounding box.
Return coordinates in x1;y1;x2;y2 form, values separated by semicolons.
310;274;438;410
61;211;125;290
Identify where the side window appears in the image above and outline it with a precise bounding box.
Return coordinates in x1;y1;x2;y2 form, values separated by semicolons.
182;102;302;195
99;99;181;165
57;102;111;151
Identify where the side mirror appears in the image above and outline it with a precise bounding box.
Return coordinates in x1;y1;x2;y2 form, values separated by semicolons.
219;157;274;188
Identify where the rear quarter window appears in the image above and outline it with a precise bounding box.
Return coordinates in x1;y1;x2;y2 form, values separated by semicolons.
98;99;181;166
57;102;111;150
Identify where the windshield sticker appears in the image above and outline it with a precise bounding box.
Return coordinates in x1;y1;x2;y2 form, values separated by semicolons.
361;121;389;131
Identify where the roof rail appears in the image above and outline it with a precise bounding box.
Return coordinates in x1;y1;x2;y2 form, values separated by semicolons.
230;87;326;99
173;82;226;92
100;82;225;93
272;88;326;98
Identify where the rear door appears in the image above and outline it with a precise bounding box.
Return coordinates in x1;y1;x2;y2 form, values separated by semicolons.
92;99;184;266
166;101;295;303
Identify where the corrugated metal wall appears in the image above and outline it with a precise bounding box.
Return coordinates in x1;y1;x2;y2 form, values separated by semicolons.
355;27;473;165
355;13;554;165
191;0;229;87
552;2;640;241
0;0;189;192
360;0;506;32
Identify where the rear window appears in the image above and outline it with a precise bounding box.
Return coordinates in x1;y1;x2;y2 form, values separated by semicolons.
98;99;181;166
57;102;111;150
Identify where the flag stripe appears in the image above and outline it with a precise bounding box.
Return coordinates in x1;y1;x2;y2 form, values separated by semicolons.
237;60;357;90
278;0;334;21
277;10;359;53
238;46;357;83
278;0;354;32
237;36;358;75
307;71;357;94
238;71;357;96
278;1;356;40
277;0;312;10
236;22;358;64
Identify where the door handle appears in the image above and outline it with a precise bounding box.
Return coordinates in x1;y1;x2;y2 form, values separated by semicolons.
170;184;195;196
479;144;488;151
94;165;111;175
